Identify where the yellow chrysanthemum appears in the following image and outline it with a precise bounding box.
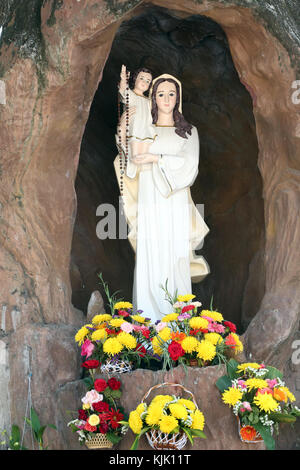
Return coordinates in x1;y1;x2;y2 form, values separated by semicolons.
236;363;262;373
91;328;107;341
177;398;196;411
189;317;209;330
197;340;217;362
103;337;124;356
109;318;125;328
158;327;172;342
158;415;178;434
75;326;90;345
222;387;243;407
162;313;179;323
151;395;173;406
130;315;148;324
88;414;100;426
152;337;163;356
191;409;205;431
128;410;143;434
114;301;133;310
136;403;147;416
177;294;196;302
277;386;296;403
204;332;223;345
145;403;164;426
245;378;268;391
92;314;112;324
181;336;200;353
169;403;188;421
117;331;137;350
200;310;224;322
253;392;280;413
231;333;244;352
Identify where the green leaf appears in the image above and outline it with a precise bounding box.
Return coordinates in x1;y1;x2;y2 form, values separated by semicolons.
182;427;194;445
269;412;296;424
106;431;122;444
130;435;140;451
253;423;275;450
30;408;41;434
226;359;239;379
10;424;21;444
215;375;232;393
265;366;283;380
111;389;122;399
191;429;206;439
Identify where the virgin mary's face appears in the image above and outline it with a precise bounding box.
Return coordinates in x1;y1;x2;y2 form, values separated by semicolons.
155;81;177;114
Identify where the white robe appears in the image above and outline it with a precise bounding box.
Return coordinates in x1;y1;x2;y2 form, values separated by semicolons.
118;124;210;322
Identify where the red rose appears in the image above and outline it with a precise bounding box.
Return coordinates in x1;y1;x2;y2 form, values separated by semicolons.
118;309;130;317
182;305;195;313
107;377;121;390
223;321;237;333
168;341;185;361
78;409;87;420
99;422;109;434
94;378;108;392
136;343;147;358
141;328;150;339
84;422;97;432
81;360;100;369
93;401;110;413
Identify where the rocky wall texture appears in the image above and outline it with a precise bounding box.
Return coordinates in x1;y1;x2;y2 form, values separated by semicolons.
0;0;299;450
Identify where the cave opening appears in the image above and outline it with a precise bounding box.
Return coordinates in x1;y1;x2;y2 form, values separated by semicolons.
70;5;265;334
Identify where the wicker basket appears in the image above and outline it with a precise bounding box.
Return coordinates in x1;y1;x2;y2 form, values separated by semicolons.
237;417;264;443
100;359;132;375
85;433;113;449
141;382;199;451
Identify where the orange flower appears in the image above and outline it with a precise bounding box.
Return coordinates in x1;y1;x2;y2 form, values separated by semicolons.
171;332;186;343
273;388;287;402
240;425;257;441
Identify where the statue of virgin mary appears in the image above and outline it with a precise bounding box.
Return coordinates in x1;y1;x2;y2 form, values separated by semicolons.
114;73;210;322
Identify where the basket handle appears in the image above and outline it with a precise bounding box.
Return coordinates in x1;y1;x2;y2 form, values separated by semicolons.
141;382;198;408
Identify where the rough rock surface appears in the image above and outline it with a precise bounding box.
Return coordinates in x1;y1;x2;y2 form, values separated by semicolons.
0;0;299;450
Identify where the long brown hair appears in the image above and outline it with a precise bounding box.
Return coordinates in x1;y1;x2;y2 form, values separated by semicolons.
151;78;192;139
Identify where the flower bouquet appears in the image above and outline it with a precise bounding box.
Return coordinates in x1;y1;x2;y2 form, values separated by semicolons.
151;287;243;371
216;359;300;450
121;382;206;450
75;273;160;373
67;372;127;448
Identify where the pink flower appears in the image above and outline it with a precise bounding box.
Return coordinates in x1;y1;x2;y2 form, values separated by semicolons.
256;388;273;396
178;313;191;321
242;401;252;411
133;325;143;332
240;408;246;413
237;380;247;390
155;322;167;332
120;322;135;333
81;339;95;358
76;420;86;430
172;301;185;309
259;363;266;369
208;322;225;334
266;379;278;388
82;390;103;405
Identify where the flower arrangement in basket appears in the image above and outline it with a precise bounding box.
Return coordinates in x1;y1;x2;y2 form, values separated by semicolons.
151;283;244;371
75;274;159;373
67;364;128;448
121;383;206;450
216;359;300;450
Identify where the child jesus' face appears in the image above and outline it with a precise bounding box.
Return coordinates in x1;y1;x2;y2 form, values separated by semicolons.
134;71;152;95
